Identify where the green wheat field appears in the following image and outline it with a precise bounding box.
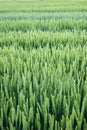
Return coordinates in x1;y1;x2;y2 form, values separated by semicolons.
0;0;87;130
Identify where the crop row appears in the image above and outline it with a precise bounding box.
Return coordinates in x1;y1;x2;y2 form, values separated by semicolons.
0;12;87;20
0;31;87;49
0;19;87;32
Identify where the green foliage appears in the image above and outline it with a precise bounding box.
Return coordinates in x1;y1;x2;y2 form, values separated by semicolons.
0;2;87;129
0;0;87;13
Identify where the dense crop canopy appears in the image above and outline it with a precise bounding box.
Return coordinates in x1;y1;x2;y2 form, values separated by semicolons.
0;1;87;130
